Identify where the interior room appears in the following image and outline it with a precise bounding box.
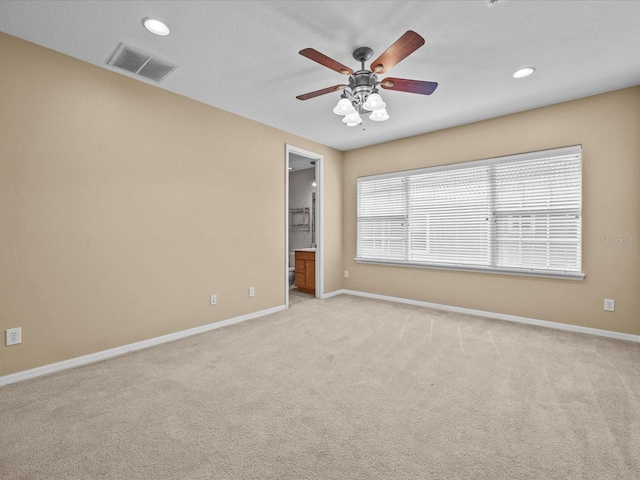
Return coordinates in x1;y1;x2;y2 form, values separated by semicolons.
1;1;639;479
288;152;317;302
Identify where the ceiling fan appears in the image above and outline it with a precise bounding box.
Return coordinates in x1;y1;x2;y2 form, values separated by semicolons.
296;31;438;126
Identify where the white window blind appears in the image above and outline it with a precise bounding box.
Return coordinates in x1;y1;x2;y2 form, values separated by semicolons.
356;146;583;279
357;176;407;261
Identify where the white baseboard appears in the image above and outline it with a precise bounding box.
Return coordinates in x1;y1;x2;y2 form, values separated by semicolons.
339;289;640;344
4;290;637;387
321;289;345;299
0;305;286;387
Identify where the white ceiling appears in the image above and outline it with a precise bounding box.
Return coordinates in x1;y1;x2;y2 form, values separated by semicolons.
289;153;316;172
1;1;639;152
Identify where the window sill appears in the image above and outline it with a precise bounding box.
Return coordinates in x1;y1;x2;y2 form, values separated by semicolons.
354;258;586;281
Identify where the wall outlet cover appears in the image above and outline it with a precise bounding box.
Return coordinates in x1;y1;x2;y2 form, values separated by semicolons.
6;327;22;346
604;299;615;312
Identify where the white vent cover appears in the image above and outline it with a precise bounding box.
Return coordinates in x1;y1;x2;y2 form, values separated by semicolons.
107;43;176;83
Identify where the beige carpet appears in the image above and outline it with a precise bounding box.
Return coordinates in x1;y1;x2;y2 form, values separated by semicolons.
1;294;639;479
289;286;315;305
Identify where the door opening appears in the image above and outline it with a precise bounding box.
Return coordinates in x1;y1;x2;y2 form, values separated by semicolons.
285;145;323;308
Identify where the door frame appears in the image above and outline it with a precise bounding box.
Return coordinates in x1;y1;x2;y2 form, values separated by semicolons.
285;144;323;308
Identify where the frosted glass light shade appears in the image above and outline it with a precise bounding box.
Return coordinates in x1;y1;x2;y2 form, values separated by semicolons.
333;98;356;115
363;92;386;111
342;112;362;126
369;108;390;122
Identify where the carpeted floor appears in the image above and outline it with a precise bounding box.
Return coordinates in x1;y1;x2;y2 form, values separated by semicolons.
289;286;315;305
1;294;639;479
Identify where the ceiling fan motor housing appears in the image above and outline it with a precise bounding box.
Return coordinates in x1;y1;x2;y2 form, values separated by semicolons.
348;70;379;110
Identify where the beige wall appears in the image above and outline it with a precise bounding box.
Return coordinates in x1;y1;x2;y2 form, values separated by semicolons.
343;87;640;336
0;33;343;376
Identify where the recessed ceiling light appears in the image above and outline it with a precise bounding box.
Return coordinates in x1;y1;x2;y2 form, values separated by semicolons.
513;67;536;79
143;18;170;36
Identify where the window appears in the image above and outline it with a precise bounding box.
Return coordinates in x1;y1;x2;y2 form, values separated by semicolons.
356;146;583;279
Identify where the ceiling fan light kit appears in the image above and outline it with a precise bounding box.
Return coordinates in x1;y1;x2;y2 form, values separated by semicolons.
297;31;438;128
362;92;386;111
333;96;356;115
342;112;363;126
369;108;390;122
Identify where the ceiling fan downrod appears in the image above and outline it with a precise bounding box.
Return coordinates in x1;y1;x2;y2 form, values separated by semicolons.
344;47;379;109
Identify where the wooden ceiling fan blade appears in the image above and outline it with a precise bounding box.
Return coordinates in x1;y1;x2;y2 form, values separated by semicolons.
370;31;425;74
299;48;354;75
380;78;438;95
296;84;347;101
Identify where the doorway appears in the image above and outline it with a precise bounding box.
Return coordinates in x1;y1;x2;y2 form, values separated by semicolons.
285;145;323;308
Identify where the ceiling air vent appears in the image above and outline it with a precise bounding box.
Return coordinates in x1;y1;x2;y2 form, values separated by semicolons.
107;43;176;83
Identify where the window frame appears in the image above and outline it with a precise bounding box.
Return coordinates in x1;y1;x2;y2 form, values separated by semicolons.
355;145;585;281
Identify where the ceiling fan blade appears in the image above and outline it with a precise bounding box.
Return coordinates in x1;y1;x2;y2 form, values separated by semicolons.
380;77;438;95
370;31;425;74
299;48;354;75
296;84;347;101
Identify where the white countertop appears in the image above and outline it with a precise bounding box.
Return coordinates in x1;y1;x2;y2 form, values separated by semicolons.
294;248;316;252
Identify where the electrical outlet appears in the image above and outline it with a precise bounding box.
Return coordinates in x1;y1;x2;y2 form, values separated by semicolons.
6;327;21;346
210;294;217;305
248;287;255;297
604;299;615;312
344;270;349;278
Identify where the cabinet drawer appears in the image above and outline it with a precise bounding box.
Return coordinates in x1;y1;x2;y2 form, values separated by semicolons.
295;251;315;261
295;273;306;287
295;259;306;273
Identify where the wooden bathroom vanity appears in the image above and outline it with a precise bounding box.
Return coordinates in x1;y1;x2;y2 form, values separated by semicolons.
294;249;315;295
